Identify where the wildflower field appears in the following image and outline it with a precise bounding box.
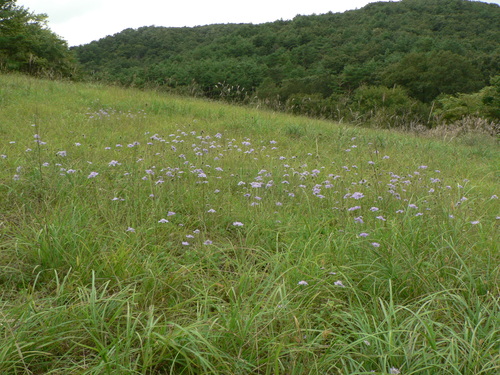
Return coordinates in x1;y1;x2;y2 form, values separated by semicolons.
0;74;498;374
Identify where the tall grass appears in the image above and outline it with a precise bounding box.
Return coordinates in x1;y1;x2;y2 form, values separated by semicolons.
0;73;498;374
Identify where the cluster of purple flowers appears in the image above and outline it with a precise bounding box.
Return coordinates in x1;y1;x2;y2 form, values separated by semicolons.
3;127;492;254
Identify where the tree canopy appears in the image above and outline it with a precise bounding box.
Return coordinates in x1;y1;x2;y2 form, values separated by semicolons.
73;0;499;108
0;0;76;77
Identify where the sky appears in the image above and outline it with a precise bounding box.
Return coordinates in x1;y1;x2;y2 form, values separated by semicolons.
17;0;500;47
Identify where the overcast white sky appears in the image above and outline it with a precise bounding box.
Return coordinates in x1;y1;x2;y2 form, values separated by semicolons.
17;0;500;47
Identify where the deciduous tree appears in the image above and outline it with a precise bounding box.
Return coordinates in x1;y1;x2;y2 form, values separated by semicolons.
0;0;76;76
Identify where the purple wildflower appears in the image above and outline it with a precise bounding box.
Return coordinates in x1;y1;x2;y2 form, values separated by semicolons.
351;192;364;199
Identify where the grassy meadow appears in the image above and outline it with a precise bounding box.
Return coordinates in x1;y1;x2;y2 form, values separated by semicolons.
0;73;499;374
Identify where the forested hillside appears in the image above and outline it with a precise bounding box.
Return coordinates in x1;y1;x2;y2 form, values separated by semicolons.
72;0;499;126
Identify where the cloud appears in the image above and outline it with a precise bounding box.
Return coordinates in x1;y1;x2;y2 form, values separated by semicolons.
20;0;102;23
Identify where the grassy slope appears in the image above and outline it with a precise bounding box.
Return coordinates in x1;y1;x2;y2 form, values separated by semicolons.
0;73;498;374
